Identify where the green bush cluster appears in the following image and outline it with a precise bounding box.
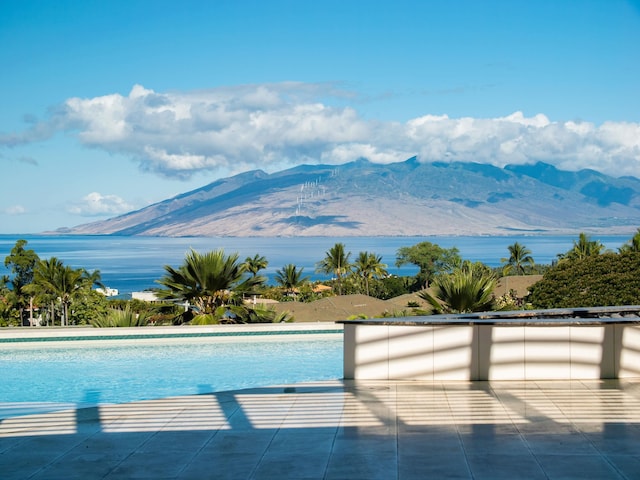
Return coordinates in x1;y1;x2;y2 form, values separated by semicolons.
528;252;640;308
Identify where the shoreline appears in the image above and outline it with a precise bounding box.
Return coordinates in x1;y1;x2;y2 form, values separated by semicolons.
5;228;640;238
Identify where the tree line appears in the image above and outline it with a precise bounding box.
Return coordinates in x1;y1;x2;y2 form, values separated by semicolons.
2;230;639;326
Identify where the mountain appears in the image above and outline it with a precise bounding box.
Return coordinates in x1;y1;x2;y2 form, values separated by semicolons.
62;158;640;236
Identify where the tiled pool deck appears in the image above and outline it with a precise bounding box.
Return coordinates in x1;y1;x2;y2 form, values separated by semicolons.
1;379;640;479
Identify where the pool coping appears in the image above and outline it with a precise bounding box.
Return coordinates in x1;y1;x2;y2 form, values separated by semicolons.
0;322;343;344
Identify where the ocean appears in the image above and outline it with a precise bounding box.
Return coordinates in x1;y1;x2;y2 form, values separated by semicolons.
0;234;632;294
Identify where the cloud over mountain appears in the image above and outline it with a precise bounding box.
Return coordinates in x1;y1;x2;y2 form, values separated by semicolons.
2;83;639;178
67;192;133;217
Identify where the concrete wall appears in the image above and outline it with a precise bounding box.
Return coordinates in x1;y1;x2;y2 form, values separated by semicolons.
343;323;640;380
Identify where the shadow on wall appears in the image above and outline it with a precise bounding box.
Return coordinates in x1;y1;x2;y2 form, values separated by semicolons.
343;310;640;381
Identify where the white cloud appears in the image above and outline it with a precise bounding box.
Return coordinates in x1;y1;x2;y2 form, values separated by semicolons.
2;83;640;178
68;192;134;217
4;205;26;215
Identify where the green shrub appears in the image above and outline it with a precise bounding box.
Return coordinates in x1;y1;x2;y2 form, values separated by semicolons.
369;276;420;300
528;252;640;308
70;290;109;325
91;306;150;327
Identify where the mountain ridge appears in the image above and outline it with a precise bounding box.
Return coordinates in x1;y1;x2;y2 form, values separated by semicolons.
61;158;640;237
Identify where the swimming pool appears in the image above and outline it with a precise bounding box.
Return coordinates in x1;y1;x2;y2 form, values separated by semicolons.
0;329;343;418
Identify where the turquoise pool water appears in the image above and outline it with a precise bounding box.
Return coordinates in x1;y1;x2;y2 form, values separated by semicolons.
0;336;343;414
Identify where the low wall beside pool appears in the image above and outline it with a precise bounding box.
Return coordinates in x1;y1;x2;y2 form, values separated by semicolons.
0;322;343;347
338;306;640;381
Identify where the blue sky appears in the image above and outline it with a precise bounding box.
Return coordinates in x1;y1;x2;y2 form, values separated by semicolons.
1;0;639;234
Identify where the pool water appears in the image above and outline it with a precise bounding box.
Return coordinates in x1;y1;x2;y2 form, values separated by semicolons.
0;337;343;410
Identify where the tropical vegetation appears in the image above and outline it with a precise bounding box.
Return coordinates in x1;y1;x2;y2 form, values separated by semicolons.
528;251;640;308
3;239;39;325
352;251;388;296
395;241;461;287
243;254;269;278
3;230;640;326
618;228;640;253
91;305;151;327
418;262;497;314
501;242;535;275
315;242;351;295
274;263;309;296
557;232;605;262
1;240;108;326
155;248;279;324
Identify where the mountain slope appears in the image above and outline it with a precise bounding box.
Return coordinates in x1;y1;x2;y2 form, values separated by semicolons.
63;158;640;236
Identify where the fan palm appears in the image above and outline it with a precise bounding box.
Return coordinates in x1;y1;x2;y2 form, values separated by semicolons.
91;306;150;327
418;262;496;314
156;249;264;322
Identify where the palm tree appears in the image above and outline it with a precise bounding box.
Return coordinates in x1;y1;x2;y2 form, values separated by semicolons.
316;243;351;295
501;242;534;275
352;251;388;296
243;254;268;278
81;268;104;290
155;248;264;323
619;228;640;253
418;262;496;314
558;232;605;261
27;258;87;326
56;265;88;326
26;257;63;326
275;264;309;295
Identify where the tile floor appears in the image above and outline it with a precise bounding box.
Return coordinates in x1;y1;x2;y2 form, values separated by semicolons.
1;379;640;479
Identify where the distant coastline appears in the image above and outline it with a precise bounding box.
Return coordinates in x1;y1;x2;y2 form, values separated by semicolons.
0;234;631;295
36;224;640;238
